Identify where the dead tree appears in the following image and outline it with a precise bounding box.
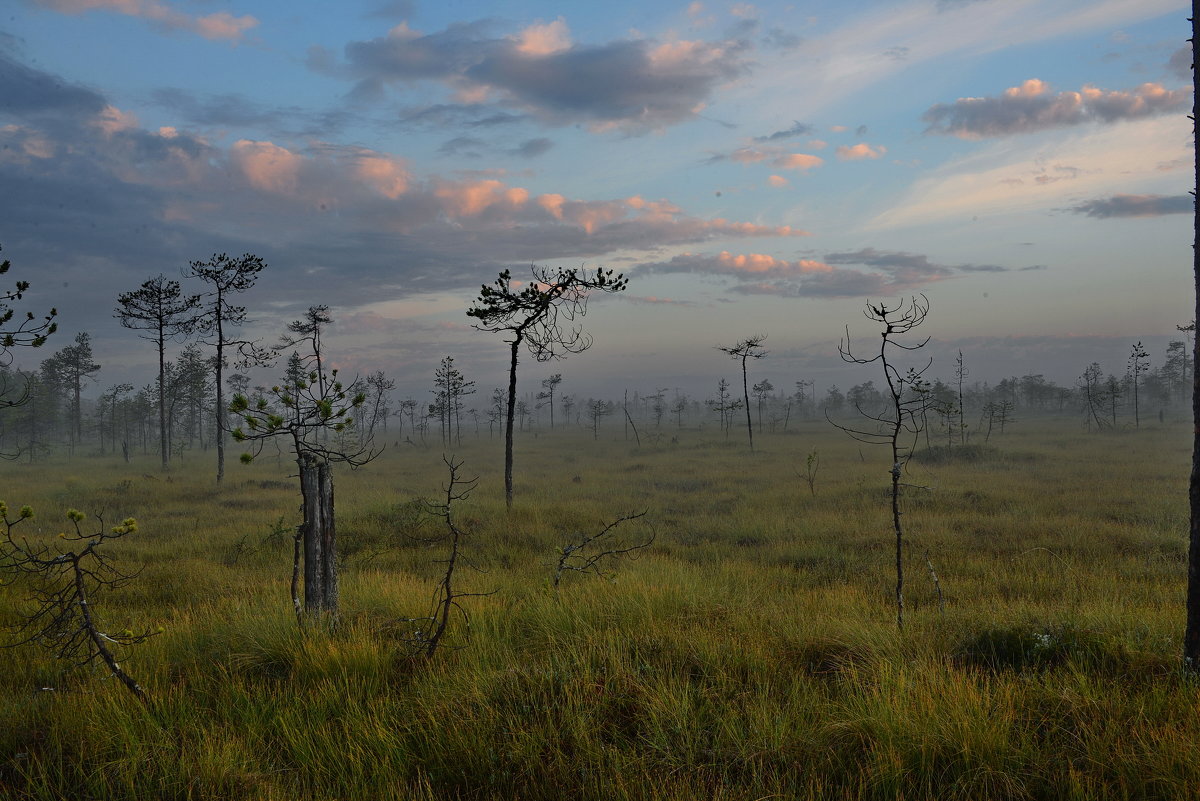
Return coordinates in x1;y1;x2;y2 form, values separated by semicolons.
718;335;767;451
552;511;652;589
467;265;628;509
831;296;931;631
0;505;157;702
406;457;491;659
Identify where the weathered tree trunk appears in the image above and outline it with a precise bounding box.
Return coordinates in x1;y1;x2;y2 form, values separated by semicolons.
1185;0;1200;668
504;338;519;510
299;454;337;615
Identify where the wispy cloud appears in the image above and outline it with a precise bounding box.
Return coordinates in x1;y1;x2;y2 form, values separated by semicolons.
708;144;823;170
753;120;814;142
33;0;258;42
635;246;1023;298
871;115;1191;229
1068;193;1192;218
923;79;1189;139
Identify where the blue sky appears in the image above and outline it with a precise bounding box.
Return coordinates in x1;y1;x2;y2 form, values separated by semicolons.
0;0;1192;401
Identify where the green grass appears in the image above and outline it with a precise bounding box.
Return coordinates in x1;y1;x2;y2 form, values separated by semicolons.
0;418;1194;800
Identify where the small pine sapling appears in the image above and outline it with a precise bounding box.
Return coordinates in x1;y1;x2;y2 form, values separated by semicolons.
799;449;819;497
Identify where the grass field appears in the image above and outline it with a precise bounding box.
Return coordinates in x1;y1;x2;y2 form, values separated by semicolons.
0;417;1194;800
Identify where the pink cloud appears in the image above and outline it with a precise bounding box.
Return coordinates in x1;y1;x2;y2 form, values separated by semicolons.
538;193;566;219
231;140;302;194
641;251;828;280
354;154;411;199
435;179;531;217
836;143;886;160
717;251;829;274
513;18;571;56
767;174;788;187
924;79;1190;138
563;199;626;234
92;104;138;136
774;153;823;170
36;0;258;41
626;195;683;220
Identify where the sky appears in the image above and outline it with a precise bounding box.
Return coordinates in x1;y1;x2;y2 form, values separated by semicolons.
0;0;1193;404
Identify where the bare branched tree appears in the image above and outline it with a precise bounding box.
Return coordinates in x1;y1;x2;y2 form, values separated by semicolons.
551;511;652;589
0;505;157;702
467;265;628;508
717;335;767;451
831;296;931;631
406;457;492;659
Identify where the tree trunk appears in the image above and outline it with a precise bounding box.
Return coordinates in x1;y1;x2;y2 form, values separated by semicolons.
157;332;169;471
300;454;337;615
741;356;754;451
215;315;225;483
504;338;520;510
1185;0;1200;668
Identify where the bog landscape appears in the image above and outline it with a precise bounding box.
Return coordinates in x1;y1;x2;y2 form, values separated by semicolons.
0;250;1194;800
0;1;1194;798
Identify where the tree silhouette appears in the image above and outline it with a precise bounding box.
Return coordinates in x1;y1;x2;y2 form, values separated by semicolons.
537;373;563;429
187;253;272;483
42;332;100;448
114;276;201;470
832;296;931;631
1128;341;1149;429
467;265;627;509
718;335;767;451
0;244;58;410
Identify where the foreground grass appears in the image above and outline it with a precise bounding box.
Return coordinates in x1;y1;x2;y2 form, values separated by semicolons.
0;418;1193;800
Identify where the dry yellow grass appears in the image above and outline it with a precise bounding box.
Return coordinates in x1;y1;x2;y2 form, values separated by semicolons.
0;417;1193;800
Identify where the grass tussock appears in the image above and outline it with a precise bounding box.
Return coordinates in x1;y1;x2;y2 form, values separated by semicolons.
0;418;1194;800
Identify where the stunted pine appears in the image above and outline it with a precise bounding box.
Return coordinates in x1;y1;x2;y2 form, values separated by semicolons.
467;265;627;509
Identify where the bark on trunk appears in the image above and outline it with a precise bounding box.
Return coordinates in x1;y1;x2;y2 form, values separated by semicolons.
300;455;337;615
504;338;519;510
1185;0;1200;668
